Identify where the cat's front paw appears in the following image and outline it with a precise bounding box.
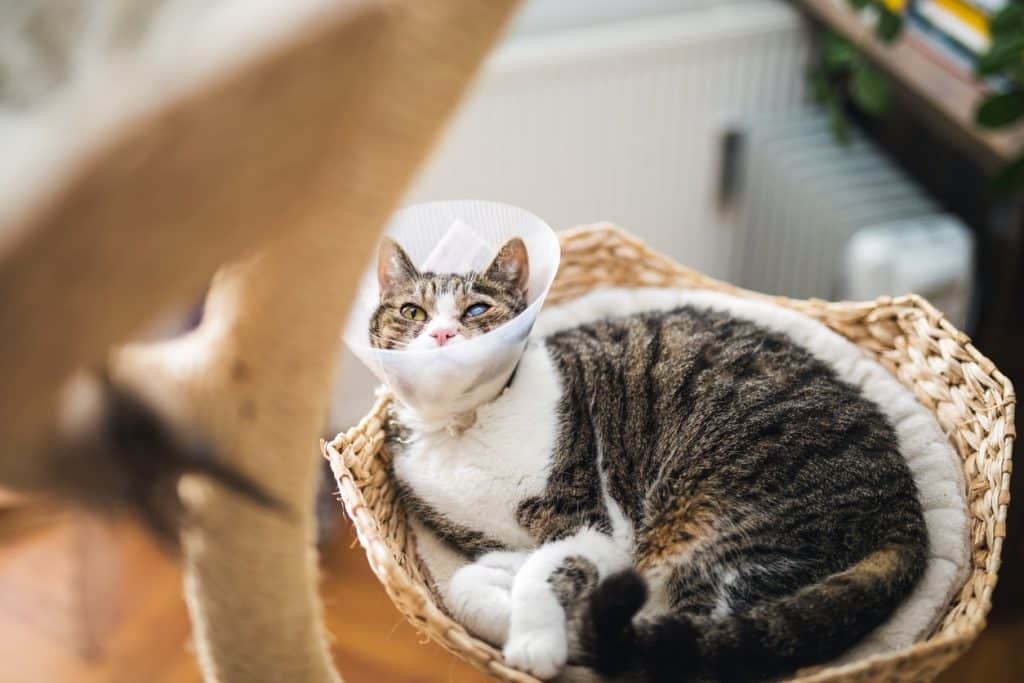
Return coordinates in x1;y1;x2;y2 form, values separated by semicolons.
448;559;520;646
503;627;569;679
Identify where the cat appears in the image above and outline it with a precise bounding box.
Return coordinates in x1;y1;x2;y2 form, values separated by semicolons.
370;238;928;682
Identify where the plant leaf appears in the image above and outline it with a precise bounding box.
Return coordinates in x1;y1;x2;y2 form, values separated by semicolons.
993;154;1024;193
827;98;852;146
992;2;1024;38
976;90;1024;128
977;33;1024;76
876;9;903;43
846;0;870;10
851;66;890;114
808;68;832;104
825;36;857;68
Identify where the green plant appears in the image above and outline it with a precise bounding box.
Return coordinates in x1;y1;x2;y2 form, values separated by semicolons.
975;1;1024;191
846;0;906;42
809;32;893;144
808;1;903;144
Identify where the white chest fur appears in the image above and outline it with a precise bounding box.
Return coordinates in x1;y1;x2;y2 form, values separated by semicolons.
392;341;561;549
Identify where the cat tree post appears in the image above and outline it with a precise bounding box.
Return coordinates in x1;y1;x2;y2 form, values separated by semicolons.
0;1;519;681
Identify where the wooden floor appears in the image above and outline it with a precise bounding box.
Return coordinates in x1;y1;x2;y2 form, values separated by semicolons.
0;515;1019;683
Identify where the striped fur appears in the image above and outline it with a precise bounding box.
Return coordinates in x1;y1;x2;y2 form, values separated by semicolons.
543;307;926;681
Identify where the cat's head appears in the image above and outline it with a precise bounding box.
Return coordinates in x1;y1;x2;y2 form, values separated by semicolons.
369;237;530;350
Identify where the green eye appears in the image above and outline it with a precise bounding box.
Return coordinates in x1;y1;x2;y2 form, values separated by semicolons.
464;303;491;318
400;304;427;322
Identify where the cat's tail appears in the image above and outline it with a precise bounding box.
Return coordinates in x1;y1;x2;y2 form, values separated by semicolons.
583;543;926;682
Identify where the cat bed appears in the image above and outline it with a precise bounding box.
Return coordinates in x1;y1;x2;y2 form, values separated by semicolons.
322;224;1015;682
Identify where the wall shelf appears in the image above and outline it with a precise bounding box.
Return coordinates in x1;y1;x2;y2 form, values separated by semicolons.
799;0;1024;170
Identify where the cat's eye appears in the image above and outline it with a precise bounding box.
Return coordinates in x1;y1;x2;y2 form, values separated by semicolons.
464;303;491;318
400;304;427;322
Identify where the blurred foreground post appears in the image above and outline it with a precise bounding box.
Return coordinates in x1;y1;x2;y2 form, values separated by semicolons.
0;1;519;681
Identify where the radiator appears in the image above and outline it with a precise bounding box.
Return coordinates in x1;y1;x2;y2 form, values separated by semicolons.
731;111;946;300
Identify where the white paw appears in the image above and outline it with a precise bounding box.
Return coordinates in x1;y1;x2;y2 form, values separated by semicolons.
448;562;516;645
503;627;569;679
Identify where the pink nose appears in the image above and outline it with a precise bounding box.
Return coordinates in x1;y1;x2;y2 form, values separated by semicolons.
430;328;457;346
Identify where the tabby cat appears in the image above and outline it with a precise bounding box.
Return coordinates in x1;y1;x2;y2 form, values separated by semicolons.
370;238;927;682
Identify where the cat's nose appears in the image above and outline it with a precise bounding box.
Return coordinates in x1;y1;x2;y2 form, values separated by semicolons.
430;328;457;346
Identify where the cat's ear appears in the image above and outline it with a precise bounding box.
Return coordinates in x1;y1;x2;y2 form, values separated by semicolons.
377;237;419;296
483;237;530;296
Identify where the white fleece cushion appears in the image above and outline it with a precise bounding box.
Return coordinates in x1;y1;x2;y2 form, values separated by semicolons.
534;287;971;662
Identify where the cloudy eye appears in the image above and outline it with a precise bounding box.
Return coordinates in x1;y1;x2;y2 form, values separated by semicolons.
400;304;427;322
464;303;491;318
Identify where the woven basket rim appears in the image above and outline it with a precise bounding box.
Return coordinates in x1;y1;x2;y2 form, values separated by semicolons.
324;223;1015;683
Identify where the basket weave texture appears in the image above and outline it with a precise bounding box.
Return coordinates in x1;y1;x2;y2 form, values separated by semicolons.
323;224;1014;682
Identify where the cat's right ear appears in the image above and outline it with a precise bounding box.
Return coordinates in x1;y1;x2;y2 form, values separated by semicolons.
377;237;419;296
483;237;530;296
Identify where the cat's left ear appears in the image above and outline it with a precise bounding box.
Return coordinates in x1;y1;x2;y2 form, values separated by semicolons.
483;237;530;296
377;237;419;296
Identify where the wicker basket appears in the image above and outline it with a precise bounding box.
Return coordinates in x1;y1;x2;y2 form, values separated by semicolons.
323;224;1015;682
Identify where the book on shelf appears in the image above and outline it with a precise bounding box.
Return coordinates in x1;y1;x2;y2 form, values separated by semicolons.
879;0;910;12
961;0;1008;14
912;0;993;54
820;0;1012;89
904;0;1014;90
906;3;981;72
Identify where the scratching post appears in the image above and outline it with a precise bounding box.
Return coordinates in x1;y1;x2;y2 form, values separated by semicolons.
0;1;520;681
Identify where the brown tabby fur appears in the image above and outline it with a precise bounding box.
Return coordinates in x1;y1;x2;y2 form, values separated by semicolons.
373;240;927;682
